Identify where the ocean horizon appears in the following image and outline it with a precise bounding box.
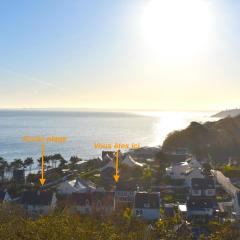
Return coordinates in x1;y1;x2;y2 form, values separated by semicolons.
0;109;217;162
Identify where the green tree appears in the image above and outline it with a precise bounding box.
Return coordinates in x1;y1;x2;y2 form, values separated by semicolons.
0;157;8;182
154;151;169;181
208;221;240;240
141;166;153;189
155;215;193;240
51;154;65;168
24;157;34;173
70;155;82;165
10;159;24;170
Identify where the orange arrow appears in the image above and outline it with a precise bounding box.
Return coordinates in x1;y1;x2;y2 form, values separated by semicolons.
113;150;120;182
39;142;46;185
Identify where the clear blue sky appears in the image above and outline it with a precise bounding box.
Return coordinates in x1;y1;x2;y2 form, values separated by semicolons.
0;0;240;110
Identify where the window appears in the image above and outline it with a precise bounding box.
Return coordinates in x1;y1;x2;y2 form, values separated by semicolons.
192;190;201;196
136;209;143;216
144;203;150;208
206;189;215;196
97;200;102;208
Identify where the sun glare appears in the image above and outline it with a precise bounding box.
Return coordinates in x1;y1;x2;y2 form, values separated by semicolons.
141;0;214;58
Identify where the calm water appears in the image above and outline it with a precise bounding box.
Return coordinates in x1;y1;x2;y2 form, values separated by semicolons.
0;110;217;162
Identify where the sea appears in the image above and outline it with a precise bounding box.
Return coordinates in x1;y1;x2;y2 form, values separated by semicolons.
0;110;218;163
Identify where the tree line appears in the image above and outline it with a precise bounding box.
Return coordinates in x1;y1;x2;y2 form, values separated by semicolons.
0;154;83;181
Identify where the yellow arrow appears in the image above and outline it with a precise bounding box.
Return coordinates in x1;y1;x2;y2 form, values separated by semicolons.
113;150;120;182
39;142;46;186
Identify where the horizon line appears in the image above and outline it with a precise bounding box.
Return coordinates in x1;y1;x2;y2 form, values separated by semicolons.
0;106;221;112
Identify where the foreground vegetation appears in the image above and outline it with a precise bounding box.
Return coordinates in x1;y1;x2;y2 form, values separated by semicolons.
0;206;239;240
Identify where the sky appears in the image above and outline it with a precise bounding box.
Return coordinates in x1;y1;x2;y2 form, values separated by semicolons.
0;0;240;111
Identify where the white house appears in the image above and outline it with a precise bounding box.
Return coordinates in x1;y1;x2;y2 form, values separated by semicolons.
57;177;96;195
21;190;57;216
133;192;161;220
166;161;189;180
122;155;144;168
101;154;143;172
166;156;204;186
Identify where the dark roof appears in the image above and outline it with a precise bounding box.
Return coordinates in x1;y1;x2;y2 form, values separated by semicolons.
71;192;92;205
101;167;115;174
74;177;96;190
71;192;115;206
191;178;215;190
102;151;115;160
134;192;160;209
21;191;54;205
115;182;136;191
187;198;214;209
0;191;6;201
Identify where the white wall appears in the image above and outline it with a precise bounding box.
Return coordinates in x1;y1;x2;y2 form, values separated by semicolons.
134;208;160;220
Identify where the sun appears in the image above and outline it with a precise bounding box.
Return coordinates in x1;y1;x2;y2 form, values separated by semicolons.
141;0;214;58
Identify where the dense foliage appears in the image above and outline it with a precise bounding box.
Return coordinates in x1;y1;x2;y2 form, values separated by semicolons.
163;116;240;164
0;206;239;240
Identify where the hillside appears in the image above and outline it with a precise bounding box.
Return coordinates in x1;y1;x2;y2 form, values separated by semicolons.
162;115;240;164
213;109;240;118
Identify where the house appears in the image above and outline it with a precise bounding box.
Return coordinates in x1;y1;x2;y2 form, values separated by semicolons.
122;155;144;168
185;157;204;186
102;151;115;162
92;192;115;215
21;190;57;216
166;156;203;185
100;160;115;171
100;166;115;185
190;178;215;197
100;153;116;184
115;182;136;208
133;192;161;220
0;190;12;205
186;197;215;220
233;190;240;218
185;168;204;186
166;161;189;180
71;192;115;215
71;192;92;214
163;203;175;218
57;177;96;195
